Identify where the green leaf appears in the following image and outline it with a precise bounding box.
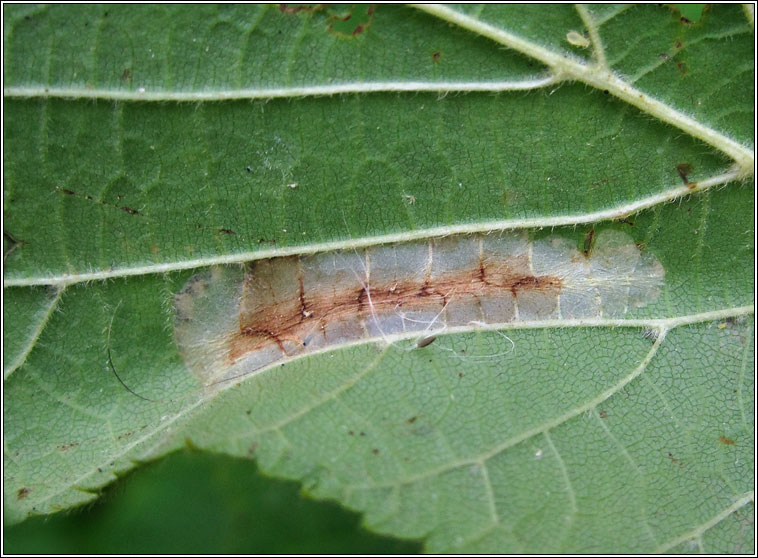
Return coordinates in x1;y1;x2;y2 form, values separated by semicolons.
674;4;707;24
3;449;422;554
3;4;753;553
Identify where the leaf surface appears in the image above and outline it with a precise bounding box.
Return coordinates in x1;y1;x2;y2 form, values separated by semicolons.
3;4;754;553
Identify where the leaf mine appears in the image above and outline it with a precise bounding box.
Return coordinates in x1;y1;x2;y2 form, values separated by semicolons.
174;230;665;386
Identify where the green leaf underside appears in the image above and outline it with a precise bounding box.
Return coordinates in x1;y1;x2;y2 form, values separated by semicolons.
4;88;735;283
3;3;754;554
3;286;60;378
3;3;753;282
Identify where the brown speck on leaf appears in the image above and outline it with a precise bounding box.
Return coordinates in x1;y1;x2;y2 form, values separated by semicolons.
406;416;418;424
372;448;380;455
17;487;30;500
676;163;694;186
676;61;688;75
246;409;252;415
121;68;132;82
248;442;258;456
675;40;683;49
720;436;736;445
348;430;354;435
680;16;692;24
668;452;683;466
432;50;441;62
598;410;608;419
120;206;141;216
360;432;365;436
218;228;236;235
328;4;374;37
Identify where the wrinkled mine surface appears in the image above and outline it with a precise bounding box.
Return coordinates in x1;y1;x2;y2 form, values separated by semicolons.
174;230;664;385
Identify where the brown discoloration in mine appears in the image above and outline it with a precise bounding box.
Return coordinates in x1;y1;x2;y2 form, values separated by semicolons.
507;275;561;298
720;436;736;445
228;254;563;363
297;259;309;319
356;285;368;313
583;229;596;257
